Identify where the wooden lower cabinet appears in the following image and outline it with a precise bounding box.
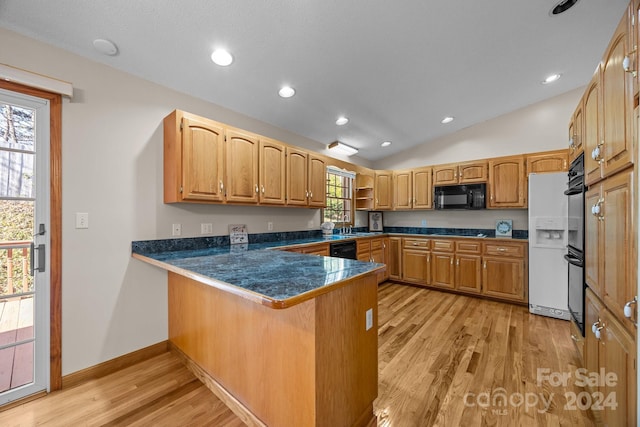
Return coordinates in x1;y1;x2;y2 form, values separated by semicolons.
388;237;402;280
431;251;455;289
482;256;526;302
402;249;430;285
455;254;482;294
585;289;637;426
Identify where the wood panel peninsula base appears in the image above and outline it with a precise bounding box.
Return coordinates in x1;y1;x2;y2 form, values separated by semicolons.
167;271;379;427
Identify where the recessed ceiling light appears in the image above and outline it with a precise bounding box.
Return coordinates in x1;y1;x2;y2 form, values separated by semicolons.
93;39;118;56
550;0;579;15
381;141;392;147
542;74;562;84
278;86;296;98
441;116;454;124
211;49;233;66
335;116;349;126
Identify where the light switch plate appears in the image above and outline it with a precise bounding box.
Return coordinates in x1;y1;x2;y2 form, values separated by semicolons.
365;308;373;331
75;212;89;229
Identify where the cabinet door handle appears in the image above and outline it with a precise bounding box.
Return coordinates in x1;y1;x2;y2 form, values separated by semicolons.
261;185;265;194
623;51;637;77
309;192;313;198
427;254;430;263
220;181;224;191
456;259;459;266
450;258;453;265
497;247;506;252
624;296;638;322
255;185;259;193
483;261;487;269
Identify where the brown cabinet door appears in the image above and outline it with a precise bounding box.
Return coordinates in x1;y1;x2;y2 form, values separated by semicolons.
393;170;412;210
259;138;286;205
307;155;326;207
488;156;526;208
525;150;568;174
375;172;393;209
286;148;308;206
432;164;458;186
570;103;584;164
431;252;455;289
585;184;604;299
583;69;603;186
388;237;402;280
225;128;259;203
584;290;603;395
412;167;432;209
482;257;525;302
357;240;371;262
455;254;482;294
602;168;635;331
402;250;430;285
601;9;634;178
181;115;225;202
458;161;487;183
601;308;637;427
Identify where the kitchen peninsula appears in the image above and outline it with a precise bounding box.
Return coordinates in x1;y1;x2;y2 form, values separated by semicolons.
132;239;384;427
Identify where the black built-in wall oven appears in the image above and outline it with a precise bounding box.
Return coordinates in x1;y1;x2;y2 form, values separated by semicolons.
564;153;585;335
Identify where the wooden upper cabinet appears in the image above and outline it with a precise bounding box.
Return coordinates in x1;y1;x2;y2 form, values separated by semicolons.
393;170;413;210
163;110;225;203
601;7;635;178
569;102;584;163
413;167;433;209
487;155;526;208
433;161;486;186
307;155;326;207
525;149;568;174
583;68;603;186
375;171;393;210
259;138;286;205
432;164;458;186
286;148;308;206
458;160;487;183
225;128;259;203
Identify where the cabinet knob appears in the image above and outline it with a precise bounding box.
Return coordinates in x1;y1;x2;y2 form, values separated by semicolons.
261;185;265;194
255;184;259;193
592;321;604;340
450;258;453;265
483;261;487;269
456;259;459;266
220;181;224;191
623;53;637;77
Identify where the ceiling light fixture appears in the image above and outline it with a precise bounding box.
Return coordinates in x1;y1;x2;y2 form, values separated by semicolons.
93;39;118;56
441;116;454;124
211;49;233;66
550;0;579;15
381;141;392;147
335;116;349;126
328;141;358;156
278;86;296;98
542;73;561;84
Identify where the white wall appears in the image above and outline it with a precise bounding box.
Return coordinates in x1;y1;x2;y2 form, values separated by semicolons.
375;88;582;230
0;28;373;375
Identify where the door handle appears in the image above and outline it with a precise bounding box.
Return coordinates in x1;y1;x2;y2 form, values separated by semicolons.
30;242;46;275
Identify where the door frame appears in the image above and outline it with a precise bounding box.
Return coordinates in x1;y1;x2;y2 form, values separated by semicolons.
0;80;62;392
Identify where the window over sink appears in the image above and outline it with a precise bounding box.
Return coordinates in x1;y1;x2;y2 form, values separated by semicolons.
323;166;355;226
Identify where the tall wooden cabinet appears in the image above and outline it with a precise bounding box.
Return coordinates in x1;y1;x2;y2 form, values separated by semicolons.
286;149;326;207
584;68;603;186
375;171;393;210
393;170;413;210
258;138;286;205
392;167;433;210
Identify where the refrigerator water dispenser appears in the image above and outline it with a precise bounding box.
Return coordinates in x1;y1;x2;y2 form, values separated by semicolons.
532;216;566;249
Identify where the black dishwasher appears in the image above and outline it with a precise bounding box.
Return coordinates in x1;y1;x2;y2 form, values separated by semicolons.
329;240;357;260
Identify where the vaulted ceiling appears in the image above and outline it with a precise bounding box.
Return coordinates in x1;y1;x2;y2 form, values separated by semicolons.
0;0;630;160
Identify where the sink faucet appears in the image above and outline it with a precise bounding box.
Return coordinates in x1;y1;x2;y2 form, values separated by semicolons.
342;215;349;234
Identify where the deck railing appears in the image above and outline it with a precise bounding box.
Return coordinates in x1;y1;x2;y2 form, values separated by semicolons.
0;240;32;296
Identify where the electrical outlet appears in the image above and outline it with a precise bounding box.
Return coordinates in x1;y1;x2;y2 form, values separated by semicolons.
421;219;427;227
172;223;181;236
267;222;273;231
201;223;213;234
75;212;89;229
365;308;373;331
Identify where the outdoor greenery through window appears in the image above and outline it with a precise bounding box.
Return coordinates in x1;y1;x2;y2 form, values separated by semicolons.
324;167;355;225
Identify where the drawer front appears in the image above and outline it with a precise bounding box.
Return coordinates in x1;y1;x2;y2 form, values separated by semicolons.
431;239;454;252
455;240;482;254
403;238;430;249
483;242;525;257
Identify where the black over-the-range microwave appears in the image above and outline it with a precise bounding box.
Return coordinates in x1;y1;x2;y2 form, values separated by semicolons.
433;183;486;210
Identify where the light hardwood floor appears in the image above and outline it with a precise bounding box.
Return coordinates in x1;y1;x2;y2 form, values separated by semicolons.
0;283;594;426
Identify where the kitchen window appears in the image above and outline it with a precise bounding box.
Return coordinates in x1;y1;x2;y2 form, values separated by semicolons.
323;166;355;225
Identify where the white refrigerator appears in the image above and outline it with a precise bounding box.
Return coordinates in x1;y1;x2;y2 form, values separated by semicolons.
528;172;570;320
